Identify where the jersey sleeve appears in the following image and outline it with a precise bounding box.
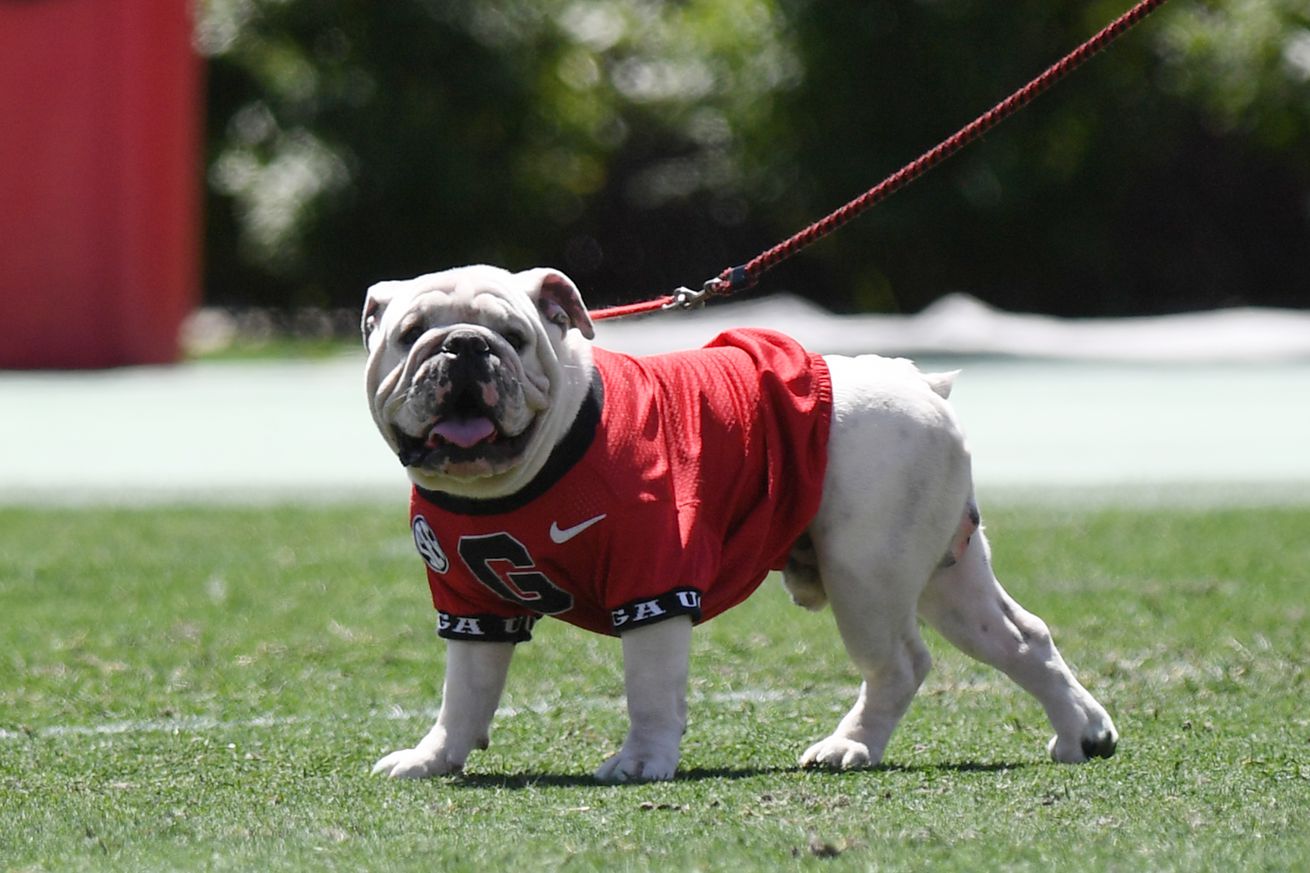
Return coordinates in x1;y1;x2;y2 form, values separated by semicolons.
426;566;539;643
599;502;719;634
412;513;539;644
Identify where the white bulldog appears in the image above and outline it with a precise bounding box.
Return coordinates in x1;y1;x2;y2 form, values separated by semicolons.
364;264;1117;782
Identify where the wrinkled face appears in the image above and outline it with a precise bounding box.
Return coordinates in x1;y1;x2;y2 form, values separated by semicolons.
362;265;594;493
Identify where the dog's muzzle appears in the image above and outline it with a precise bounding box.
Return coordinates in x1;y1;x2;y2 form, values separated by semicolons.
392;330;535;471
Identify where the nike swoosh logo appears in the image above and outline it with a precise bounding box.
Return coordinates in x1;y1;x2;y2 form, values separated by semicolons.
549;513;607;544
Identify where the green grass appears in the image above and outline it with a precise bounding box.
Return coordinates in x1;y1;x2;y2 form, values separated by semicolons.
2;503;1308;871
186;336;356;363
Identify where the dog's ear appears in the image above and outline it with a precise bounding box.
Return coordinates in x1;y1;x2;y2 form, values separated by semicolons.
361;282;398;349
521;268;595;340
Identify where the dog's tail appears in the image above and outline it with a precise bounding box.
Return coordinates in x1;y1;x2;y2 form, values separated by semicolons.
923;370;960;399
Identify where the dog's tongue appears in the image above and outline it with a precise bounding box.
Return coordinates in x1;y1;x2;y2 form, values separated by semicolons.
430;417;496;448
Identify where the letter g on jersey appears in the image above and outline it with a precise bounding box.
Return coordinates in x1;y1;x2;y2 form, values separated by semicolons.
412;516;449;574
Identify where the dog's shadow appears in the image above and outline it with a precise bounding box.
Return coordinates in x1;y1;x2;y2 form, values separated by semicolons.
450;760;1029;790
452;766;789;790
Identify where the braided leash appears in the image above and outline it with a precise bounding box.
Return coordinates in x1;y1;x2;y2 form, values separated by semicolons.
589;0;1170;321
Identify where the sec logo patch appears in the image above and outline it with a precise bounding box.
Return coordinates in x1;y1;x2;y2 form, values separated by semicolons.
411;516;449;574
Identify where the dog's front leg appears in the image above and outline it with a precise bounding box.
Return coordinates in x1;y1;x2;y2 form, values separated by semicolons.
372;640;514;778
594;616;691;783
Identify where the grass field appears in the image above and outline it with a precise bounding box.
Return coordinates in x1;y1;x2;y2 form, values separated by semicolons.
2;502;1307;871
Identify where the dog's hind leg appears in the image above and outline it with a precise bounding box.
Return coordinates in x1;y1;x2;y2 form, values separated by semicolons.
918;524;1118;762
798;554;934;770
798;353;974;770
797;495;950;770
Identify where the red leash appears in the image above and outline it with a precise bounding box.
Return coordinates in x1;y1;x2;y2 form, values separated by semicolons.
590;0;1170;321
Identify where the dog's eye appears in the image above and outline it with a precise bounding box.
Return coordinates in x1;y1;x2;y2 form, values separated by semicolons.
504;330;528;352
398;323;425;347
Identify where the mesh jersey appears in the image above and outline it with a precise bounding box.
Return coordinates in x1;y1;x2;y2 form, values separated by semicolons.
409;328;832;642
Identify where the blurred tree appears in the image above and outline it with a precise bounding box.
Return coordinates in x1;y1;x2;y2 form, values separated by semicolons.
759;0;1310;314
200;0;1310;315
200;0;797;309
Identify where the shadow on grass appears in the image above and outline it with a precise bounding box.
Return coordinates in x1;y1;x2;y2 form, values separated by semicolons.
454;766;794;789
798;760;1032;777
906;760;1032;774
450;760;1029;789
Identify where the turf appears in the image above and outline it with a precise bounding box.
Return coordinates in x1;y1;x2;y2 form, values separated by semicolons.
1;503;1307;871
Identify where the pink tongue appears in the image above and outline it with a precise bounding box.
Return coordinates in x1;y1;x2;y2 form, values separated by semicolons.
430;417;496;448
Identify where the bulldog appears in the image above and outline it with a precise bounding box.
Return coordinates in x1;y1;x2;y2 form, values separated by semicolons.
364;264;1117;782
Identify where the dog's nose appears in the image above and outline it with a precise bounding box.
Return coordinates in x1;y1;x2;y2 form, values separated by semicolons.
441;330;491;357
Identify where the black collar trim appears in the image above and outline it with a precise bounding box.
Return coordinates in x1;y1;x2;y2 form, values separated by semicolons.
415;369;603;516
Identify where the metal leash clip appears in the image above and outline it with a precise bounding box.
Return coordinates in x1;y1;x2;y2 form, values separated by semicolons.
662;278;724;311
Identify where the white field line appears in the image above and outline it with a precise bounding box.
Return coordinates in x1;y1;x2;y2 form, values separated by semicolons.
0;687;808;743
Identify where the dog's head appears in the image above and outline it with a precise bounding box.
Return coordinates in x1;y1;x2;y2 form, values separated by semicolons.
363;265;595;496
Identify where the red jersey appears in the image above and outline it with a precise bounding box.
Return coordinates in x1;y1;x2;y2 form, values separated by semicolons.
409;329;832;642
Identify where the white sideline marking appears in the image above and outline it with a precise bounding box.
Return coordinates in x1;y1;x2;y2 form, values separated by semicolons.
0;688;801;743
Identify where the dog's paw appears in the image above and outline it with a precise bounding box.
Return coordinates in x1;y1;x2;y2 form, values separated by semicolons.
594;746;680;783
371;746;463;779
1047;704;1119;763
1048;723;1118;763
799;736;874;770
